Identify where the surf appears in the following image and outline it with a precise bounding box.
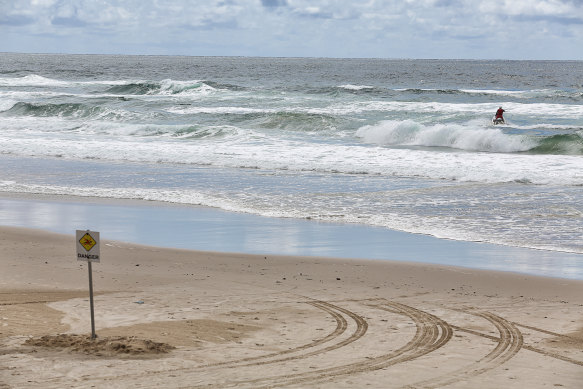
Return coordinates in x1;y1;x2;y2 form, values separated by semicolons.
356;120;535;153
355;120;583;155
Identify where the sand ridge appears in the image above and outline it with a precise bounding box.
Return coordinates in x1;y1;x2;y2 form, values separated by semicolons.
24;334;174;357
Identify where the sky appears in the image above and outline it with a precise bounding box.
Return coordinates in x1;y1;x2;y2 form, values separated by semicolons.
1;0;582;60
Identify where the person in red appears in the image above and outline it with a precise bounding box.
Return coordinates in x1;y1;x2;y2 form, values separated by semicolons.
494;106;505;124
496;106;505;119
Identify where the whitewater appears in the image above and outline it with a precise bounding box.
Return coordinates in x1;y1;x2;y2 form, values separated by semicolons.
0;54;582;255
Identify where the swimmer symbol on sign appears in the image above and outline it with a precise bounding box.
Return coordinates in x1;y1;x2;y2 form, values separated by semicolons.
76;230;100;262
79;233;97;251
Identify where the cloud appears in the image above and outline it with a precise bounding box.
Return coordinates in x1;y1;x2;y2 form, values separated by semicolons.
0;14;35;26
294;7;334;19
51;16;87;27
261;0;288;7
477;0;582;18
433;0;463;6
183;18;239;30
0;0;581;59
50;2;86;27
512;13;583;24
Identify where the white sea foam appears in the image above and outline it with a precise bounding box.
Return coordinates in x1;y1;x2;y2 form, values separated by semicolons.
339;84;374;90
2;175;582;255
157;79;216;95
167;106;273;115
391;87;572;100
459;88;527;95
355;120;537;153
514;123;583;131
0;75;69;87
1;124;581;186
0;99;17;111
307;101;583;119
0;75;217;96
505;103;583;118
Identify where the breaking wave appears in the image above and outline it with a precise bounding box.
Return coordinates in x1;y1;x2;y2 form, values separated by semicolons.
104;79;216;95
0;74;69;87
356;120;583;155
0;75;218;96
530;133;583;155
3;102;108;119
3;74;582;104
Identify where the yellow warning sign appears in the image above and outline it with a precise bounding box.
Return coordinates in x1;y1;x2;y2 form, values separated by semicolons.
79;233;97;252
76;230;100;262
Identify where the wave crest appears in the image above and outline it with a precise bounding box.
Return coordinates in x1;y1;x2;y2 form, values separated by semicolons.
531;133;583;155
103;79;216;95
3;102;105;118
356;120;538;153
0;74;69;87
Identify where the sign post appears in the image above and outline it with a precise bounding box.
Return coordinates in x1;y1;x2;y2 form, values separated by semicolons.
76;230;100;340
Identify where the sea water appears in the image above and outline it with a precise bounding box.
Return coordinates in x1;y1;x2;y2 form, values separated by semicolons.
0;54;582;258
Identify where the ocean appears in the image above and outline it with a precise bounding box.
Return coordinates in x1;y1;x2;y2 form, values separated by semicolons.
1;53;582;262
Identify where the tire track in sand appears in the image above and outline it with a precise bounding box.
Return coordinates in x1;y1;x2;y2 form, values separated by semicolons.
404;309;523;389
44;299;366;388
206;300;367;368
193;299;452;388
454;318;583;367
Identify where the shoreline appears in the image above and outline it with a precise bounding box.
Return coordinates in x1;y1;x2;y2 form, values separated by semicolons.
1;226;582;388
1;192;583;280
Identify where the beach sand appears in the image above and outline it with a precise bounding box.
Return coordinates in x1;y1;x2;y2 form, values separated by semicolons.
1;226;582;388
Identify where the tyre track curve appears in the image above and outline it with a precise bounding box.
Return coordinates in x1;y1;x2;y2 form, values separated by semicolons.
206;301;353;368
404;309;523;389
42;299;366;388
193;299;452;389
455;318;583;367
207;300;369;368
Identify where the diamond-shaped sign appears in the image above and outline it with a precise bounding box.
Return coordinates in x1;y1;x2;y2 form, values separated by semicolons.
76;230;100;262
79;233;97;252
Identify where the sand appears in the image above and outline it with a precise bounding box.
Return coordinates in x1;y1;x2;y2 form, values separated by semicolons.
1;226;582;388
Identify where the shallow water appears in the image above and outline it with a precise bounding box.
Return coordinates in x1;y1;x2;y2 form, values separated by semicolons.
1;196;582;280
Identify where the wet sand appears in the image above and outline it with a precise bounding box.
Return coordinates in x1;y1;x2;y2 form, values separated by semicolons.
1;194;583;280
1;226;582;388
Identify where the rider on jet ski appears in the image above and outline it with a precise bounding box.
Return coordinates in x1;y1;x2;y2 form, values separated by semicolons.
493;106;505;124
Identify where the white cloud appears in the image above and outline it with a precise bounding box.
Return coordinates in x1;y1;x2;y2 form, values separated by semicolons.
477;0;583;20
500;0;574;15
0;0;581;59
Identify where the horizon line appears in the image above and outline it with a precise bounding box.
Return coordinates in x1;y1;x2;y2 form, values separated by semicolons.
1;51;581;62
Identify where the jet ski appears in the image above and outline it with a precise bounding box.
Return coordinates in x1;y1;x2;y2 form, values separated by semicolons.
492;116;505;125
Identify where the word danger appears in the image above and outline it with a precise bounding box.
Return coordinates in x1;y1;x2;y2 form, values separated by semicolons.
78;253;100;260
